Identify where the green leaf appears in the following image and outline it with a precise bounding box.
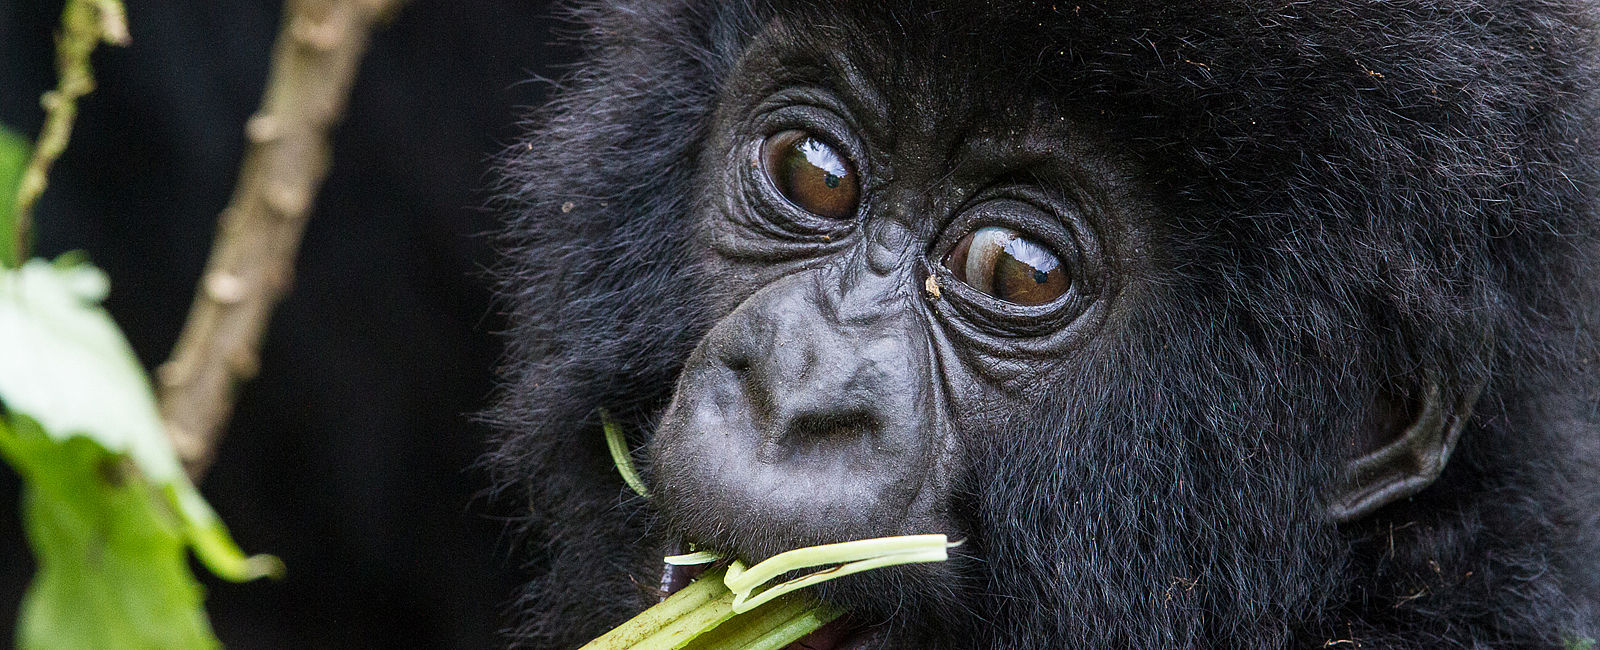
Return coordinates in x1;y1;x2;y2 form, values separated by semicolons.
0;124;30;269
0;260;171;474
0;259;281;650
0;417;219;650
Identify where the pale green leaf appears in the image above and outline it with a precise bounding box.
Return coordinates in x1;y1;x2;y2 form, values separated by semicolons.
0;124;29;268
0;258;282;649
0;260;170;477
0;416;219;650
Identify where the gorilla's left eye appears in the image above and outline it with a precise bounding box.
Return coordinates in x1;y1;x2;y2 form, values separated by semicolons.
761;130;859;219
943;226;1070;306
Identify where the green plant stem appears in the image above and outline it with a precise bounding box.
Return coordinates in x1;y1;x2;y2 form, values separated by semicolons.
601;409;651;498
10;0;128;267
680;593;841;650
577;565;844;650
723;534;950;593
578;567;731;649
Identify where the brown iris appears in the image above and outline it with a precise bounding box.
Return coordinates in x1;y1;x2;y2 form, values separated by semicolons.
943;226;1070;306
761;130;859;219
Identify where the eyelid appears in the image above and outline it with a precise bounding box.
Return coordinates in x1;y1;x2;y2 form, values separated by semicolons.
748;95;869;183
925;191;1102;336
932;197;1078;277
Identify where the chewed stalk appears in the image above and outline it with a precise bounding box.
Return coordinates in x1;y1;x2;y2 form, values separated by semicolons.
576;566;843;650
722;534;958;613
664;550;721;566
665;534;958;614
583;535;955;648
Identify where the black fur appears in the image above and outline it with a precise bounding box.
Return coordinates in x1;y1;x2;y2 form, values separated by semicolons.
492;1;1600;647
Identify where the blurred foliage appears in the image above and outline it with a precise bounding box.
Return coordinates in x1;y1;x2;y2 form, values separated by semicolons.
0;259;281;649
0;1;279;647
0;126;26;268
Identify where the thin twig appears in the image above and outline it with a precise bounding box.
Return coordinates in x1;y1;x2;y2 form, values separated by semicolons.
11;0;128;265
158;0;399;479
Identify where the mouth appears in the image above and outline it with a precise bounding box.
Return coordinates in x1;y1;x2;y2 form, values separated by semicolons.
658;543;884;650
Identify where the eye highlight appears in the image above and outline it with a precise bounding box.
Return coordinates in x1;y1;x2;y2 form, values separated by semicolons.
761;130;859;220
943;227;1070;306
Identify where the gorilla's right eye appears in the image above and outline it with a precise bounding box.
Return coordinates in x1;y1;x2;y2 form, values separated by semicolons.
943;226;1070;306
760;130;859;220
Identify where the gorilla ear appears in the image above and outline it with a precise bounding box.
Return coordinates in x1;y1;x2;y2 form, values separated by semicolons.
1328;377;1485;522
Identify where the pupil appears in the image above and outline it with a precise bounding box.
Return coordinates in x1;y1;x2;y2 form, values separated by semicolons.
1032;269;1048;284
824;174;840;189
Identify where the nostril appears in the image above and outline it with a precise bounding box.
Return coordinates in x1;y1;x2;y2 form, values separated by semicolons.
785;410;880;445
719;352;774;428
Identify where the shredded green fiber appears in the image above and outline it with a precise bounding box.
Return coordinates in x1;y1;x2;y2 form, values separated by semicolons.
577;566;843;650
722;534;957;613
581;534;956;648
600;409;651;498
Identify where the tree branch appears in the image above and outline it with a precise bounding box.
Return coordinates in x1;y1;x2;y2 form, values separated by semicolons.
11;0;128;266
158;0;399;479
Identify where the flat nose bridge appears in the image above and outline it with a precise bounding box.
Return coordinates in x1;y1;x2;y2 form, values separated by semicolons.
766;299;915;408
763;323;921;457
740;270;926;451
821;218;918;327
864;216;915;276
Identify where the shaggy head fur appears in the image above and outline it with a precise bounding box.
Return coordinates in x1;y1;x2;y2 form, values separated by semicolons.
491;1;1600;647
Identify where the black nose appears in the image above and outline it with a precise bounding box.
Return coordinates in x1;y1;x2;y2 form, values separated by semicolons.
784;410;881;448
649;271;942;552
712;289;908;463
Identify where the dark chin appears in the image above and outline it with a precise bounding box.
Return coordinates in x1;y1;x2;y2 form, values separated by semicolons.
791;618;891;650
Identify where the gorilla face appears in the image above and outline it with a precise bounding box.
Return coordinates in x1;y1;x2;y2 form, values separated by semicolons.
649;17;1133;613
494;2;1600;648
651;10;1438;629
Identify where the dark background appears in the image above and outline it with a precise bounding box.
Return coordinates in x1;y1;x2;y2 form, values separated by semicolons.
0;1;571;647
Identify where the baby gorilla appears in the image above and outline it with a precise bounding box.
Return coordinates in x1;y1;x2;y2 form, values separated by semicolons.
491;2;1600;648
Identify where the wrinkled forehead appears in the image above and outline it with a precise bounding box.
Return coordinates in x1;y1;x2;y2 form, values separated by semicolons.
724;5;1083;150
